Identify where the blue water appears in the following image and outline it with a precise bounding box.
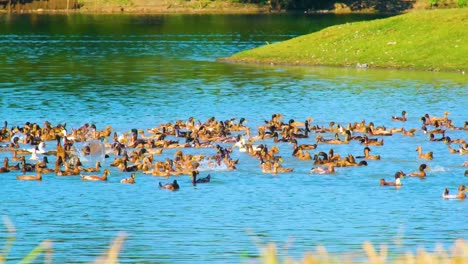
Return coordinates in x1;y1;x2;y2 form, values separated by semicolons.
0;13;467;263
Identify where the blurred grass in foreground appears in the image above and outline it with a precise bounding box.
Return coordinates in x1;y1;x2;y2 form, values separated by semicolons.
2;215;468;264
0;216;126;264
260;240;468;264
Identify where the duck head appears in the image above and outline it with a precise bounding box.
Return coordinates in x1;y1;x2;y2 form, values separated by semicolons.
358;161;368;166
419;164;427;171
172;180;180;190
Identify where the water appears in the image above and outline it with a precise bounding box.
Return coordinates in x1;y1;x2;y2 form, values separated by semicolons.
0;13;467;263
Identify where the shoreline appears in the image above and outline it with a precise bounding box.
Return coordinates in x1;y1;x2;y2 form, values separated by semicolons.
0;1;410;15
221;9;467;74
217;58;467;74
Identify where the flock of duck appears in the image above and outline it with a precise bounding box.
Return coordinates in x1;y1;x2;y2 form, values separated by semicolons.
0;111;467;197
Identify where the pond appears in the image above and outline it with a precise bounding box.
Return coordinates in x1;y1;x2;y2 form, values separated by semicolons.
0;13;467;263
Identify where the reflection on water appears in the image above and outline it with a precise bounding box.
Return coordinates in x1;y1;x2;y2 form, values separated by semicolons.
0;13;467;263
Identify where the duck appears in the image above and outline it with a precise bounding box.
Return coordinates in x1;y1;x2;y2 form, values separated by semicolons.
416;146;433;160
380;171;404;186
36;141;56;155
35;156;49;169
82;161;102;173
408;164;428;177
402;128;417;137
429;133;445;142
430;111;451;125
460;145;468;155
81;168;110;181
291;138;317;150
292;145;312;160
0;158;10;173
367;123;393;136
391;110;407;122
20;156;36;172
159;180;180;191
29;146;39;161
11;150;24;162
40;160;59;174
442;185;466;199
360;135;384;146
310;164;335;174
421;124;446;135
120;173;136;184
57;162;82;176
3;157;20;171
121;159;139;172
272;160;294;174
357;147;381;160
448;144;460;154
191;170;211;185
443;136;466;145
17;168;42;181
315;133;349;144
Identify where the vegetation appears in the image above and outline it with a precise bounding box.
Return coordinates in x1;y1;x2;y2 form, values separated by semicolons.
3;214;468;264
0;216;125;264
222;8;467;72
260;240;468;264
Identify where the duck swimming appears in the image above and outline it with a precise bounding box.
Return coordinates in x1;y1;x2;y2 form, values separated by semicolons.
380;171;404;186
357;147;381;160
442;185;466;199
82;161;102;173
20;156;36;172
392;110;407;122
81;168;110;181
35;156;49;169
120;173;136;184
416;146;433;160
408;164;428;177
310;164;335;174
3;157;20;171
17;168;42;181
402;128;417;137
191;170;211;185
159;180;179;191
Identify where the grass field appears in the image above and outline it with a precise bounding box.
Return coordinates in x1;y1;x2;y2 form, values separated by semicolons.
222;8;468;72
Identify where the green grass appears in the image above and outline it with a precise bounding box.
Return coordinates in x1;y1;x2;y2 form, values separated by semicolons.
223;9;468;72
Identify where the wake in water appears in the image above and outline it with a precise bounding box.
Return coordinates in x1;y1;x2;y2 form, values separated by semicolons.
197;158;230;172
429;165;449;173
72;140;106;165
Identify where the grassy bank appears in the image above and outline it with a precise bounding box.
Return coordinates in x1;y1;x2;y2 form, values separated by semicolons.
221;9;468;72
75;0;269;14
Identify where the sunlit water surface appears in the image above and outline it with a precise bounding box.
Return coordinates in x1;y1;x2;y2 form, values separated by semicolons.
0;14;467;263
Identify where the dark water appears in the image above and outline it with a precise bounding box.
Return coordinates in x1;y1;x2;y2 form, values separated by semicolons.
0;13;467;263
